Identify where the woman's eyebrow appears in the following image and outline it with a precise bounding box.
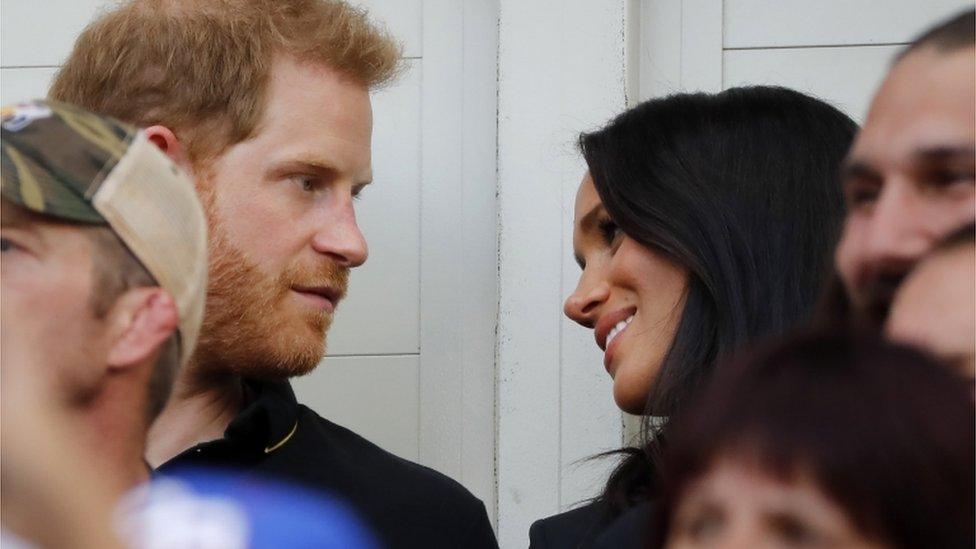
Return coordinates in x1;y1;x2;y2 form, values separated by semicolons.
579;203;606;231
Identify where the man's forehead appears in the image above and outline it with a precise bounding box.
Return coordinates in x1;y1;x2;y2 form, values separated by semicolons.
852;50;975;169
865;47;975;129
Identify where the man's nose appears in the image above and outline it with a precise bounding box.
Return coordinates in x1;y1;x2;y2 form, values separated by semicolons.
311;196;369;268
564;275;610;329
860;184;933;272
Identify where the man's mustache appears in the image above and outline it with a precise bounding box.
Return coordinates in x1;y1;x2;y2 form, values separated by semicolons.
860;272;907;327
282;263;350;300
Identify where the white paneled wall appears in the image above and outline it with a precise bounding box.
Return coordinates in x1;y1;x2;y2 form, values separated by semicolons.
723;0;970;47
295;355;420;459
639;0;974;122
0;67;59;105
723;45;901;120
325;59;422;357
1;0;499;528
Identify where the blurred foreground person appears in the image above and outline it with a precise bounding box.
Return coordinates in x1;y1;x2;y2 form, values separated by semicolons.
831;9;975;327
653;333;975;549
51;3;496;546
1;99;207;546
887;223;975;378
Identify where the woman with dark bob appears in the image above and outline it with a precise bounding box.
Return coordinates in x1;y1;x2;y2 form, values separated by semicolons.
529;86;858;548
652;332;974;549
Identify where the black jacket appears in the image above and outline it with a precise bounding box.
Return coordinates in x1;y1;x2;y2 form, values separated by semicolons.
529;503;605;549
157;379;498;549
529;501;651;549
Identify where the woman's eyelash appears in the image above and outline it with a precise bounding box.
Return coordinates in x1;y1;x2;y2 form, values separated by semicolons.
598;218;620;243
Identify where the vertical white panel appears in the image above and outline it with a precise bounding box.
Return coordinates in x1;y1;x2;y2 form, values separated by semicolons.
497;0;564;534
498;1;627;546
293;356;420;460
638;0;683;99
638;0;724;100
458;0;500;528
680;0;723;92
419;0;499;526
420;0;463;485
626;0;642;106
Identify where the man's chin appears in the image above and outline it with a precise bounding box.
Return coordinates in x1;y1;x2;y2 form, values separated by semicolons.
195;326;328;381
229;346;324;380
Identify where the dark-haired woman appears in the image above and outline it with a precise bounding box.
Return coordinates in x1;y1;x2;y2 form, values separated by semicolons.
529;86;858;548
652;332;974;549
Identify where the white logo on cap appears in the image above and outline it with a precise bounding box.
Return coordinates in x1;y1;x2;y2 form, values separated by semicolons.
2;104;53;132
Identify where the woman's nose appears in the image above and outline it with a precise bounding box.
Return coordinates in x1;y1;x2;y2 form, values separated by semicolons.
564;278;610;329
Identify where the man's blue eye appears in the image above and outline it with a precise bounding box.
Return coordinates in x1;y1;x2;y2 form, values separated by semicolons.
300;178;315;192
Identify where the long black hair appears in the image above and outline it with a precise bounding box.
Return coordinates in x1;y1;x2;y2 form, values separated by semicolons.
578;86;858;517
651;331;975;548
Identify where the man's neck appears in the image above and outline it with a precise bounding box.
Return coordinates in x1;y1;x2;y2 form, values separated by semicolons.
83;384;154;492
145;368;244;468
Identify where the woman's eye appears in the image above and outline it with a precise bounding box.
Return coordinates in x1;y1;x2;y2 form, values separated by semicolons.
0;237;15;252
598;218;621;245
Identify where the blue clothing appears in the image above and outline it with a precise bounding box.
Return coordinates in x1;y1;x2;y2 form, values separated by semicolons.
121;467;377;549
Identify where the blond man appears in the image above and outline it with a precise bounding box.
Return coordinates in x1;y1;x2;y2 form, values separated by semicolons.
50;2;496;547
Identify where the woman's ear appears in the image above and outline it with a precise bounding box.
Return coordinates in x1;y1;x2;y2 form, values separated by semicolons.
144;125;190;170
105;288;179;371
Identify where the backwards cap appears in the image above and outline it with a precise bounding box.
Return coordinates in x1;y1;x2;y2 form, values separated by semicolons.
1;99;208;365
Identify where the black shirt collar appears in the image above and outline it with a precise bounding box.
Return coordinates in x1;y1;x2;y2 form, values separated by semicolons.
224;378;300;454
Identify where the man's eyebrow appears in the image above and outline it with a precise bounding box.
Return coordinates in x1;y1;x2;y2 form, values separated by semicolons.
912;145;976;164
269;156;373;185
839;158;881;184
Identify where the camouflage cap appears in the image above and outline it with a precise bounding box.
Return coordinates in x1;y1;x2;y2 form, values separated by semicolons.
1;101;138;222
1;100;208;365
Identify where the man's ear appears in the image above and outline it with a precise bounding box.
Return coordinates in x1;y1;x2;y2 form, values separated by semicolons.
105;288;179;371
144;125;190;171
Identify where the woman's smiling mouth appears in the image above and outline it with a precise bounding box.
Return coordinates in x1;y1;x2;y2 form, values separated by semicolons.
595;307;638;374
